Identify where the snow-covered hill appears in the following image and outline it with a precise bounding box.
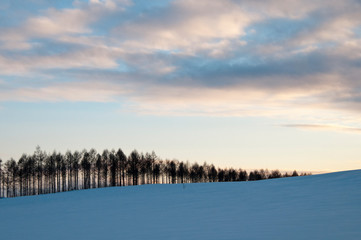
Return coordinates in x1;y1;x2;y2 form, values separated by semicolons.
1;170;360;240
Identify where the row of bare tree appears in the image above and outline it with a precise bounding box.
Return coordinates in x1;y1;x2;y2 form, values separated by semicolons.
0;146;306;198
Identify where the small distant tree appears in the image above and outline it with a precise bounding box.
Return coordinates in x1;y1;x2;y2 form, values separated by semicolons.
116;149;127;186
102;150;109;187
73;151;81;190
153;162;161;184
177;162;186;183
81;151;91;189
129;150;140;185
249;170;263;181
225;169;238;182
217;169;225;182
208;165;217;182
4;161;10;197
238;169;248;181
55;153;62;192
17;156;26;196
65;151;73;191
34;146;46;195
144;153;152;184
7;159;18;197
28;156;36;195
139;154;147;185
283;172;290;178
96;154;102;188
89;149;97;188
269;170;282;179
169;160;177;184
109;150;118;187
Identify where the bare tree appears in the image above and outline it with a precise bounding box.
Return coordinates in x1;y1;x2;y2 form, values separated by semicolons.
129;150;140;186
116;149;126;186
0;146;306;198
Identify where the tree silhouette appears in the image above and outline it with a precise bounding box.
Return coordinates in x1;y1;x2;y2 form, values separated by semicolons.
169;160;177;184
65;151;73;191
96;153;102;188
102;150;109;187
109;150;118;187
81;151;91;189
116;149;127;186
153;161;161;184
129;150;140;186
73;151;81;190
89;149;97;188
238;169;248;181
269;170;282;179
177;162;187;183
0;146;309;198
208;165;217;182
34;146;45;195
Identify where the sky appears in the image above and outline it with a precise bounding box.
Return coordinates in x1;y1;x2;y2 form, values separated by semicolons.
1;0;361;172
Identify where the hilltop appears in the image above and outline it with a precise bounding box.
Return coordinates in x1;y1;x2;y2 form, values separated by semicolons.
1;170;360;240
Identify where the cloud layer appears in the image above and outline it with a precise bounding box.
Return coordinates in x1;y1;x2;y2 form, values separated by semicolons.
1;0;361;129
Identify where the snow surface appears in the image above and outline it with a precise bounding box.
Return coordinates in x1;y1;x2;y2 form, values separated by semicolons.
1;170;361;240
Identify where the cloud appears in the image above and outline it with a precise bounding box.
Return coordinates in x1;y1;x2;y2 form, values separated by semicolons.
1;0;361;132
0;0;129;50
0;80;129;102
0;46;123;75
281;124;361;133
112;0;255;56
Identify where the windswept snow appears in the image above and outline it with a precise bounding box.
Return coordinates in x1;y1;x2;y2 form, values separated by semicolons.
1;170;361;240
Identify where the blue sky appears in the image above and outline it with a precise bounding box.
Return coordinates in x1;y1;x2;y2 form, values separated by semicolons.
1;0;361;172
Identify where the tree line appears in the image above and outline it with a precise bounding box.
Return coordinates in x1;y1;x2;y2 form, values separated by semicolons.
0;146;308;198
